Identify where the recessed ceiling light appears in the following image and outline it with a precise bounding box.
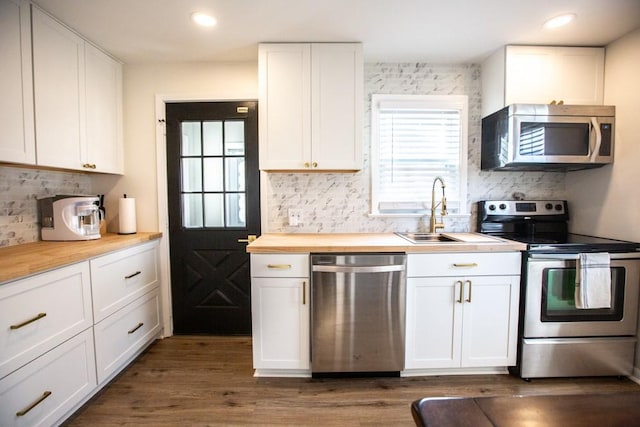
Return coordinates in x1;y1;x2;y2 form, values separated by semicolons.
543;13;576;29
191;12;217;27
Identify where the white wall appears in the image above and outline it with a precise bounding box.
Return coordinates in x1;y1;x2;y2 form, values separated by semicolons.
91;61;258;233
566;28;640;241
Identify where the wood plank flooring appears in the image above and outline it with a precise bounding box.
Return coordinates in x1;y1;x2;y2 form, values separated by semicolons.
63;336;640;426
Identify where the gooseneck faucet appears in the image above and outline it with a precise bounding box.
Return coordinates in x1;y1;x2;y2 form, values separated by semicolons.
429;176;447;233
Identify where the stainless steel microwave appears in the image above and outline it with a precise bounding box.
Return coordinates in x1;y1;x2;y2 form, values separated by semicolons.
481;104;615;171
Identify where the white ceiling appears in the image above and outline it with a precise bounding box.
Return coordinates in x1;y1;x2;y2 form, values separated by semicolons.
32;0;640;64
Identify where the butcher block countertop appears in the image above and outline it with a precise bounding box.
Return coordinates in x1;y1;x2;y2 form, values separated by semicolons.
246;233;526;253
0;232;162;284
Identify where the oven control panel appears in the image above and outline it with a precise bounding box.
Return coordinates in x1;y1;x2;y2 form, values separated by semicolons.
479;200;567;216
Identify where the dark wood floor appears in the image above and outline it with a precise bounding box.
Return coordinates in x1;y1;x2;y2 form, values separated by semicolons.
63;336;640;426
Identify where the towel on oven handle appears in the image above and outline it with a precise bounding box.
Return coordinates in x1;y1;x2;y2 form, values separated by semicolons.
575;252;611;309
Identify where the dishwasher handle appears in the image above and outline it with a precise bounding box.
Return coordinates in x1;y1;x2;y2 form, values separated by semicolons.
312;264;405;273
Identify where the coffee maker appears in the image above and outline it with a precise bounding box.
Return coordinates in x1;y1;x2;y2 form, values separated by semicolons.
38;195;102;241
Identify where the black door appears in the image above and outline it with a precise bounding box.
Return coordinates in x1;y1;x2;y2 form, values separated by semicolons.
166;101;259;335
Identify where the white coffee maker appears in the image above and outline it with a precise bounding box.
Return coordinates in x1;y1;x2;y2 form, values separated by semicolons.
38;195;102;241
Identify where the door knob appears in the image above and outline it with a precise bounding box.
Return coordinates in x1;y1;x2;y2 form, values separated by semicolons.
238;235;257;244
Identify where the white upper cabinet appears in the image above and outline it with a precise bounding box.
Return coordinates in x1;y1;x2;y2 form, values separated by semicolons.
258;43;363;171
481;45;605;117
31;6;123;174
0;0;35;165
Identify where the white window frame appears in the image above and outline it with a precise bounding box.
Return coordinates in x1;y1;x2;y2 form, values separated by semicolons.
370;94;468;216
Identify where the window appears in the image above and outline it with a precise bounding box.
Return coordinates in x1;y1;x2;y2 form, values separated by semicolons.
370;94;468;216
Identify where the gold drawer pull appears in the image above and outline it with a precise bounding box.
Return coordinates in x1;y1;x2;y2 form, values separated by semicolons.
267;264;292;269
465;280;472;303
10;312;47;330
128;322;144;334
125;271;142;279
302;281;307;305
456;280;463;303
16;391;52;416
452;263;478;268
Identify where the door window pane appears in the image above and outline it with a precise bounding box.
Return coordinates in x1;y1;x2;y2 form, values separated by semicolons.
204;194;224;227
181;122;202;156
203;158;223;191
203;121;223;156
226;193;246;227
225;121;245;155
182;194;203;228
225;158;245;192
182;158;202;192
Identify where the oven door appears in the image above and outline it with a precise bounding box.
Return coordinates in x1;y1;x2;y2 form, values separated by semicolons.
523;254;640;338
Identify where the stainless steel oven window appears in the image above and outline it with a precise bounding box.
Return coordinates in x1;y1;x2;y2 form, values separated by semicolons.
541;266;625;322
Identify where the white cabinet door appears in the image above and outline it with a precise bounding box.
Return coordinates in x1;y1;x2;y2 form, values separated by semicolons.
505;46;604;107
32;6;85;171
405;277;462;369
0;0;35;165
310;43;363;170
0;328;96;427
460;275;520;367
481;45;604;117
85;43;123;174
251;277;310;370
94;288;161;384
258;44;311;170
258;43;363;171
0;262;92;379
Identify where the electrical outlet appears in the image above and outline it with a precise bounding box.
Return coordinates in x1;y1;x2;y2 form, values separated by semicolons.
288;209;303;226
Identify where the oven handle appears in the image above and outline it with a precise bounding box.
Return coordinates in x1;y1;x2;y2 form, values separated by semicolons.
528;252;640;260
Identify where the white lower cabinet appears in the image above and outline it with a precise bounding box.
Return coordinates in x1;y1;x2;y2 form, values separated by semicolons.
0;328;96;427
250;254;310;374
0;240;161;426
94;287;161;384
404;252;521;372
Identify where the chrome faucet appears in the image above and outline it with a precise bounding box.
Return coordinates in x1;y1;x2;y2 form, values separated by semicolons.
429;177;447;233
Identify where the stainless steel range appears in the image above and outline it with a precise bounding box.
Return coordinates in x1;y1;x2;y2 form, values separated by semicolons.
478;200;640;379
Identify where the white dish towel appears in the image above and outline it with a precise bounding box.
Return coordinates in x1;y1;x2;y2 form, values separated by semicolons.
575;252;611;309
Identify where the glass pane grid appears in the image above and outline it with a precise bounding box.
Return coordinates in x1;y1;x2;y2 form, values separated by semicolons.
180;119;246;229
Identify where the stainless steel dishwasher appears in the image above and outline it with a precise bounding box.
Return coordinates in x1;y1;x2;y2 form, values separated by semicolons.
311;253;406;375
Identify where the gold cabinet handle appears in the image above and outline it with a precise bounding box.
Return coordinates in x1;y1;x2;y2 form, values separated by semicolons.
453;263;478;268
16;391;52;416
128;322;144;334
465;280;472;303
82;163;97;169
125;271;141;279
10;312;47;330
267;264;291;269
302;281;307;305
304;162;310;168
456;280;463;303
312;162;318;168
238;235;257;243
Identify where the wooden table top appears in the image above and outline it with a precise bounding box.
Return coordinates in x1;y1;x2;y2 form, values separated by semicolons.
246;233;526;254
412;392;640;427
0;232;162;284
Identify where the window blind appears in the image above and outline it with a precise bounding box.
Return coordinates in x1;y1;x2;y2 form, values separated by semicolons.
376;107;463;213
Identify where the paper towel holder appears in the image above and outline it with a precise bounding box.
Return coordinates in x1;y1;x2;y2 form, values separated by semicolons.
118;194;137;235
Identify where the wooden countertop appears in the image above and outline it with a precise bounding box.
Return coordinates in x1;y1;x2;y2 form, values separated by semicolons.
0;232;162;284
246;233;526;253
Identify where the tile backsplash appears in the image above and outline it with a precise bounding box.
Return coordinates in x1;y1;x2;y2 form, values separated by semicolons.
265;62;566;233
0;166;92;247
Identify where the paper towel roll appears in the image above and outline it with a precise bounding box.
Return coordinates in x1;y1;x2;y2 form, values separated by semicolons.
118;197;137;235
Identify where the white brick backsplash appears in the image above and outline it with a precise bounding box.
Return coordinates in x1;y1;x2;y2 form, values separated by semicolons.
0;166;92;247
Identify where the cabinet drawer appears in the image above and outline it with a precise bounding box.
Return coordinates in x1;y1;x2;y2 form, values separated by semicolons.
91;241;159;322
0;262;92;379
251;254;309;277
407;252;521;277
0;328;96;427
94;288;161;384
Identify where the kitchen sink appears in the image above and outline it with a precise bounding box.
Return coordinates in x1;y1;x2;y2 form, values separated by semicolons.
395;232;459;244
